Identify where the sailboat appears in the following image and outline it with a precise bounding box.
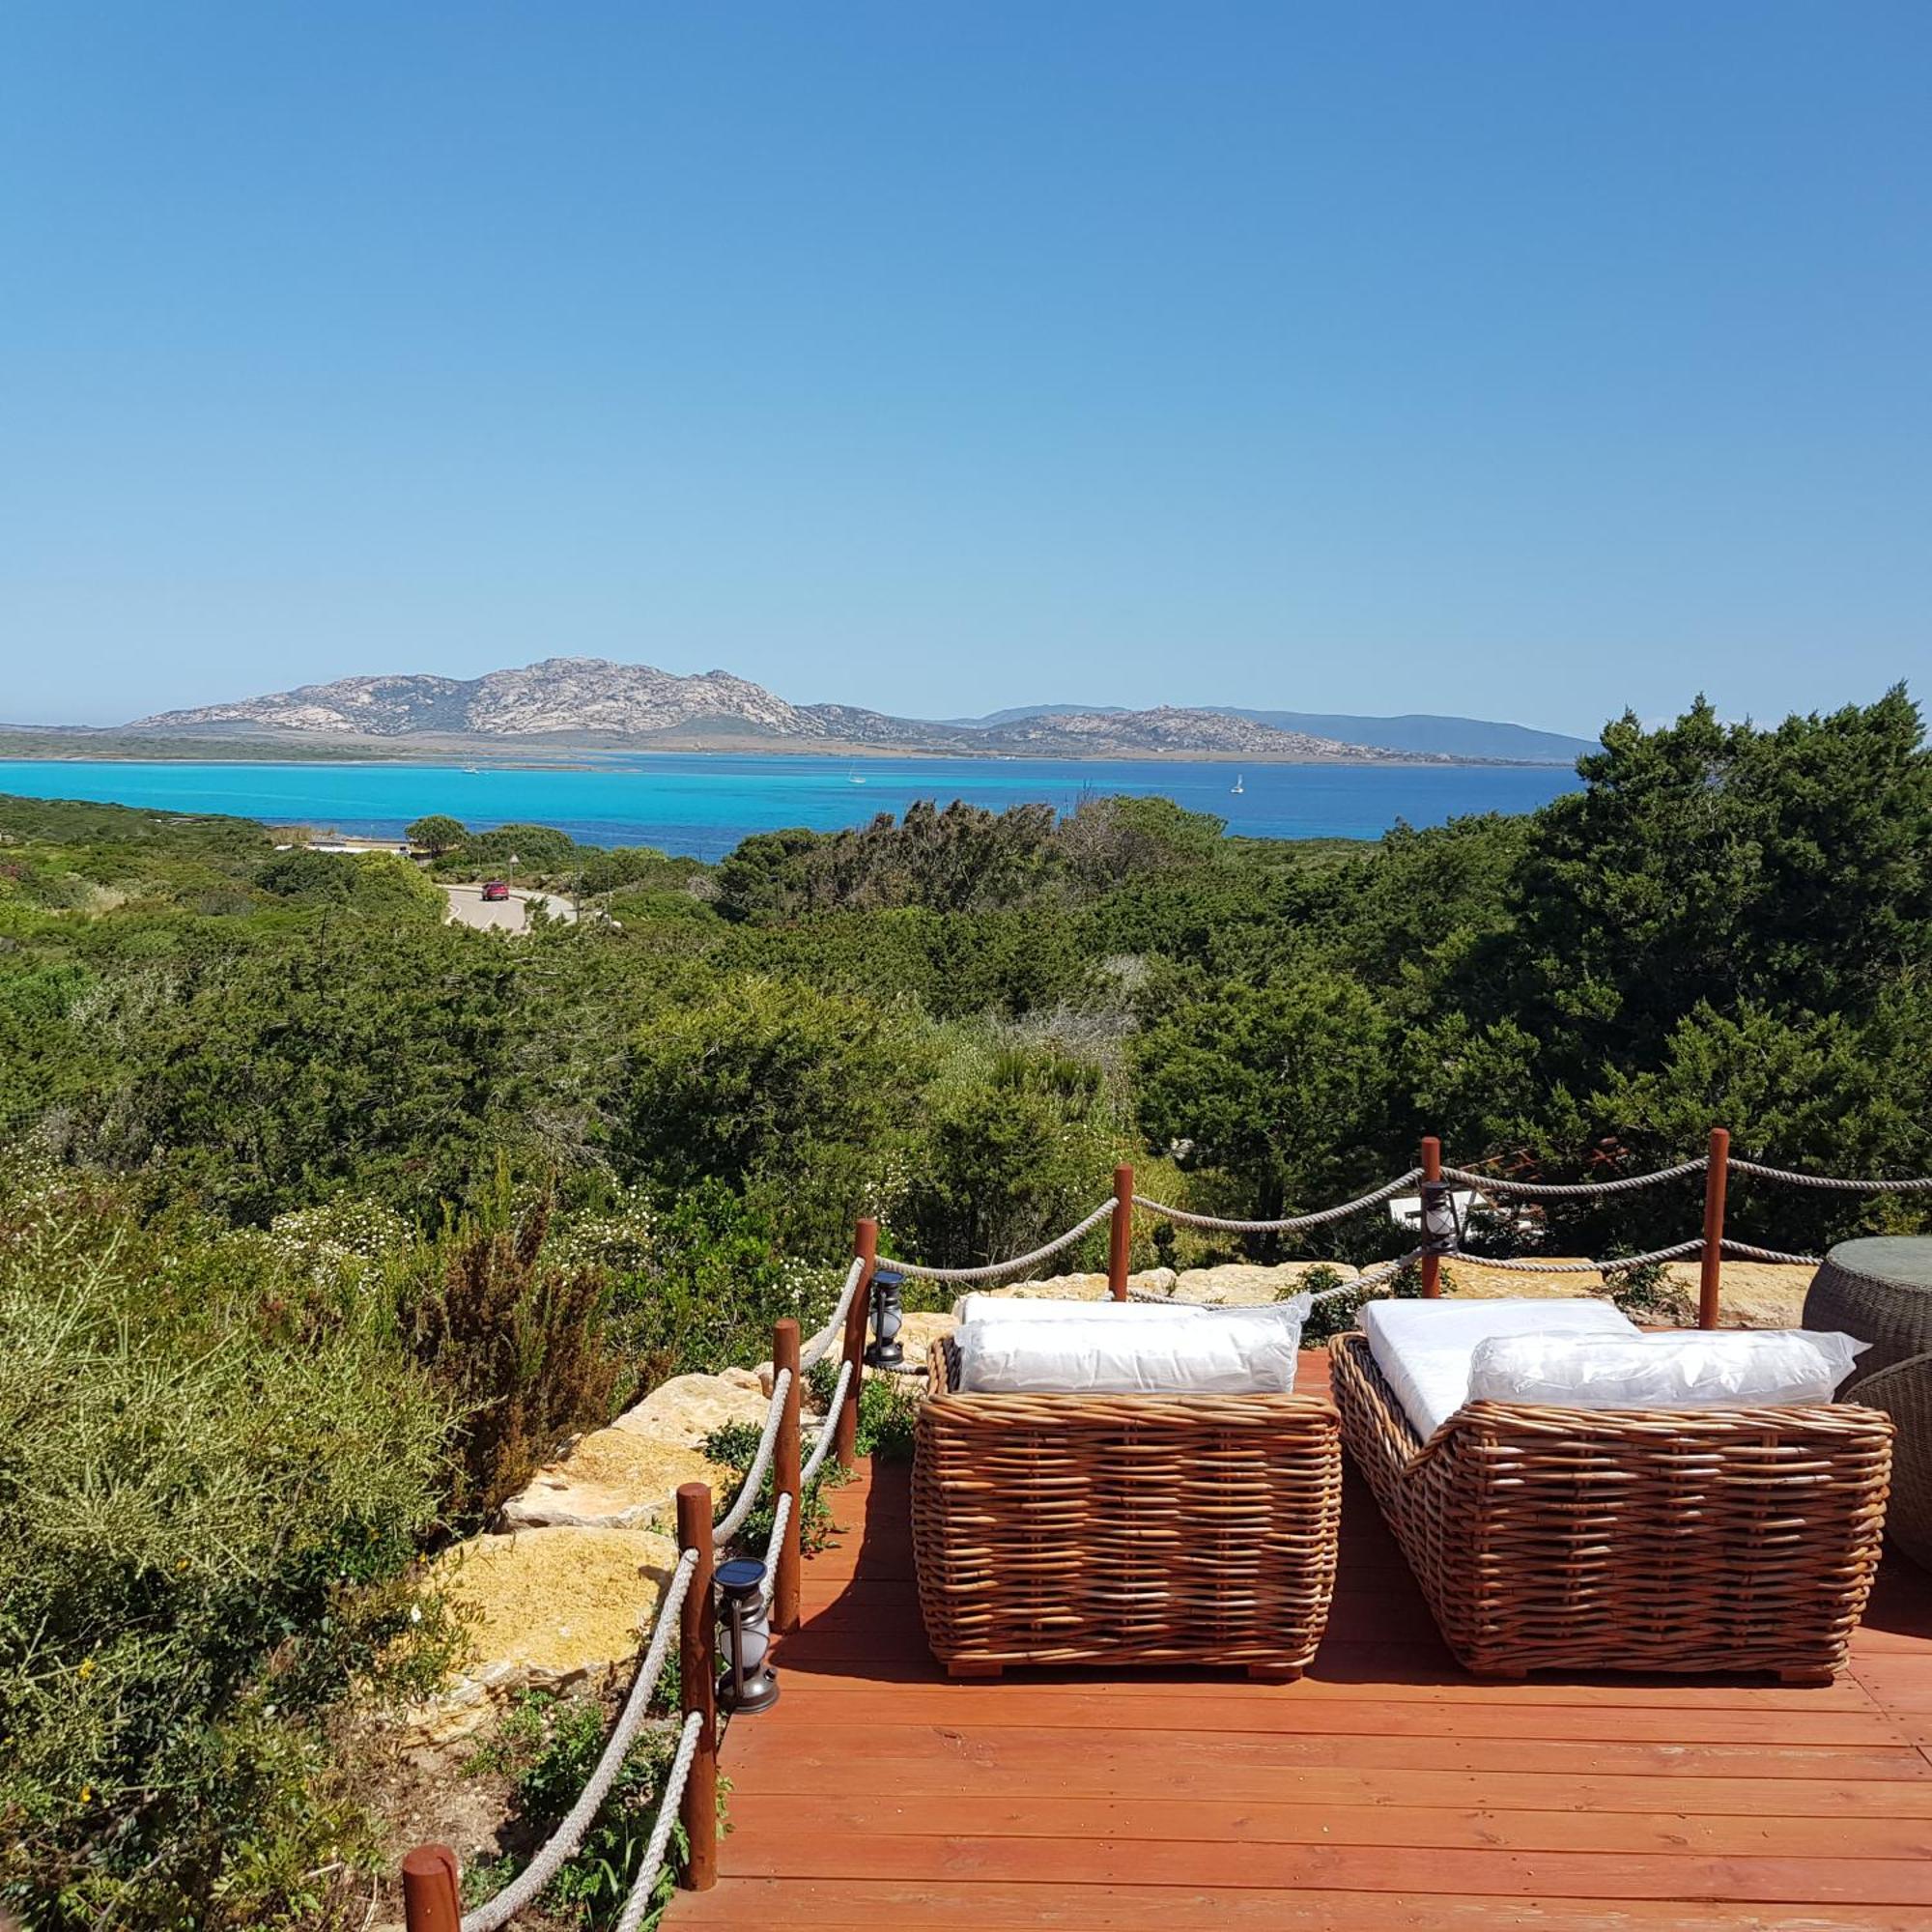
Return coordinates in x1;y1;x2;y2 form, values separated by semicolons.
1230;774;1245;795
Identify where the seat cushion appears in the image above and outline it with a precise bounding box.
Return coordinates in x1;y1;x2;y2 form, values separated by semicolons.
1358;1295;1639;1439
1467;1328;1869;1410
952;1312;1300;1394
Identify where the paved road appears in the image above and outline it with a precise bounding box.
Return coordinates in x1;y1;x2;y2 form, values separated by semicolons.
441;884;577;932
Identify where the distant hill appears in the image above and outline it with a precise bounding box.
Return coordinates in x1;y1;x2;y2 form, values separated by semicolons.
946;703;1595;764
127;659;1495;763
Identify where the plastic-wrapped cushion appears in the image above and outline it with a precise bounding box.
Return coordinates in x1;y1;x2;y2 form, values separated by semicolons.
952;1311;1301;1394
1359;1296;1639;1440
953;1293;1206;1324
1467;1328;1870;1410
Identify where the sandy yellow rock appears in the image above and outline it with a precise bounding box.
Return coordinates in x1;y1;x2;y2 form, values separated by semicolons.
611;1372;770;1447
433;1523;679;1688
501;1428;730;1531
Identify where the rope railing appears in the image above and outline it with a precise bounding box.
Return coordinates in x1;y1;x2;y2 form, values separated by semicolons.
877;1197;1118;1283
1438;1158;1708;1199
611;1709;705;1932
1130;1169;1424;1234
457;1546;697;1932
1461;1239;1708;1276
1722;1237;1827;1265
711;1367;790;1548
801;1258;867;1369
801;1359;853;1486
1728;1158;1932;1194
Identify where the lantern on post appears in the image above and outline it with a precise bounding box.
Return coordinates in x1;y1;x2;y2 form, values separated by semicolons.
865;1264;905;1369
715;1558;779;1714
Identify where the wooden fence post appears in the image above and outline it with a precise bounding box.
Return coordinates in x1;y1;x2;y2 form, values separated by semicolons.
1420;1136;1443;1297
400;1844;461;1932
773;1318;802;1634
1699;1126;1730;1330
676;1482;718;1891
836;1219;876;1465
1109;1163;1134;1301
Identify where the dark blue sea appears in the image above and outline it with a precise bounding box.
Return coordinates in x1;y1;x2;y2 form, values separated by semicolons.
0;754;1581;860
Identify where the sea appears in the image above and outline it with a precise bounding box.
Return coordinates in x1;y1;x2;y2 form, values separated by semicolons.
0;754;1582;860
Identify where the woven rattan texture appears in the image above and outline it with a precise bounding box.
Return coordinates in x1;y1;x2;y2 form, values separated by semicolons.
1328;1332;1892;1681
911;1339;1341;1676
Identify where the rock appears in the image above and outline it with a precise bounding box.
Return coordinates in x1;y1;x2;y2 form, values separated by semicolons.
386;1522;678;1747
959;1267;1179;1309
1665;1260;1812;1329
1171;1260;1353;1305
611;1372;770;1448
718;1366;765;1395
432;1523;679;1692
502;1427;731;1531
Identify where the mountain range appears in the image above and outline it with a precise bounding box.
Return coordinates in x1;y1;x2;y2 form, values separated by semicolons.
125;658;1594;765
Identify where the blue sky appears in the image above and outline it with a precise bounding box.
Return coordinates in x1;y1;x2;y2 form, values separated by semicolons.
2;3;1926;734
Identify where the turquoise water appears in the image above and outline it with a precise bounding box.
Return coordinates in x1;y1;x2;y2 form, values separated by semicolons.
0;754;1581;859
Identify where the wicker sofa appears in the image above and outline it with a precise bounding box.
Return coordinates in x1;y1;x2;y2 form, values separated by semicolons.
1330;1331;1893;1682
913;1338;1341;1679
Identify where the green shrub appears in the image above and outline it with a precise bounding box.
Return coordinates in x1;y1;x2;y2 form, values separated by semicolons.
463;1690;708;1928
0;1183;455;1930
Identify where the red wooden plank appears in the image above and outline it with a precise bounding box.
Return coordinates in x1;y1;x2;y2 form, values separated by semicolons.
727;1790;1932;1858
708;1827;1932;1906
722;1719;1932;1784
666;1877;1932;1930
759;1684;1910;1747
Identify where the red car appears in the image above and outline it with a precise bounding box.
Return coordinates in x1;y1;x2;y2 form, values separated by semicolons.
481;880;511;902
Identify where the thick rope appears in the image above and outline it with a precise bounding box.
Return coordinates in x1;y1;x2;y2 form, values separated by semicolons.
1455;1239;1706;1275
801;1359;854;1485
1721;1237;1827;1265
1438;1158;1708;1199
800;1258;867;1370
761;1487;792;1576
878;1198;1117;1283
461;1548;697;1932
610;1709;705;1932
1130;1170;1424;1234
711;1368;789;1548
1727;1159;1932;1194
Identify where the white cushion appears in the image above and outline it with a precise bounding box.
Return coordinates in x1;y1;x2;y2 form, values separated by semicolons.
1467;1329;1870;1410
953;1293;1206;1324
1359;1296;1639;1439
953;1312;1300;1394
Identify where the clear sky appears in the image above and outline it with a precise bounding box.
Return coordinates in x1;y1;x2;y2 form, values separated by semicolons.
2;3;1927;734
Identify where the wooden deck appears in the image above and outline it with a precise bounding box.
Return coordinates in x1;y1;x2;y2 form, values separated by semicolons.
667;1353;1932;1931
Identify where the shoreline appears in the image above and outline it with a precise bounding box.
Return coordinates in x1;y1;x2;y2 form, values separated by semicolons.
0;737;1574;774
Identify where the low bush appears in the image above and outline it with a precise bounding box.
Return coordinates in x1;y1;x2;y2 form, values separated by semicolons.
0;1179;457;1930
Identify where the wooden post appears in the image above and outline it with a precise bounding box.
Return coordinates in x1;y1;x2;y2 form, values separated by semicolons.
401;1845;461;1932
1108;1163;1134;1301
1420;1136;1443;1297
773;1317;802;1634
1699;1126;1730;1331
835;1218;875;1465
676;1483;718;1891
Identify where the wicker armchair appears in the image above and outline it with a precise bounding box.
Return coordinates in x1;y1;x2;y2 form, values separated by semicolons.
912;1339;1341;1680
1851;1350;1932;1571
1330;1332;1892;1683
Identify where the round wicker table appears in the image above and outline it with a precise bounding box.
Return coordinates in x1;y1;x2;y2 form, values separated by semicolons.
1803;1237;1932;1394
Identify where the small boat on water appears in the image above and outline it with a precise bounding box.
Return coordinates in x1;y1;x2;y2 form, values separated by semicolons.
1231;774;1245;794
848;773;867;784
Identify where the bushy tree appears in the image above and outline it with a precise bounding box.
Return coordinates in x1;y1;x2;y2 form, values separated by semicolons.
406;812;467;858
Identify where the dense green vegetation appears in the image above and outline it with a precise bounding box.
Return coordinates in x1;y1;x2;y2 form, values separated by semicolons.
2;689;1928;1927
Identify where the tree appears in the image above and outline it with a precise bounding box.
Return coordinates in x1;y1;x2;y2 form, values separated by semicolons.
406;813;467;859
